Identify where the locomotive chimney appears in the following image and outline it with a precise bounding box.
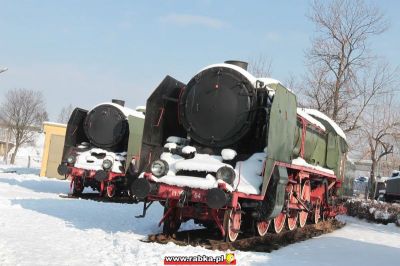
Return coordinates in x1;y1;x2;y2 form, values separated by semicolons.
224;60;248;70
112;99;125;106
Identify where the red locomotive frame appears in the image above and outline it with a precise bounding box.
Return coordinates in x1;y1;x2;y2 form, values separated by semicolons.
66;166;126;198
141;159;346;241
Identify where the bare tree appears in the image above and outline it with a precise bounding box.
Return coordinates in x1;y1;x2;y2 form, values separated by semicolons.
0;89;47;164
57;104;74;124
359;95;400;198
304;0;390;133
283;73;297;91
379;152;400;177
248;55;273;77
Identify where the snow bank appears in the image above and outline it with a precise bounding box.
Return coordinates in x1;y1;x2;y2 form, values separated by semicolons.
135;105;146;113
302;108;346;140
166;136;188;145
181;146;196;155
175;154;230;173
153;151;267;195
2;169;400;266
43;121;67;127
233;152;266;195
92;102;145;119
6;132;45;168
297;108;326;131
150;174;220;190
164;142;177;151
221;149;237;161
292;157;334;175
74;148;126;173
198;63;281;92
0;165;40;175
0;169;272;266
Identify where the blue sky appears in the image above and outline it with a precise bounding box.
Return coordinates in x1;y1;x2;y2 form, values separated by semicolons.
0;0;399;120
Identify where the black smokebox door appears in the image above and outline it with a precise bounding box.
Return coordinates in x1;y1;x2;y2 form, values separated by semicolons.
183;67;253;147
84;105;128;149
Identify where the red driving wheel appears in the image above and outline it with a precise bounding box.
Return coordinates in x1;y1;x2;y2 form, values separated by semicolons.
256;220;271;236
273;212;286;233
299;180;310;228
223;204;242;242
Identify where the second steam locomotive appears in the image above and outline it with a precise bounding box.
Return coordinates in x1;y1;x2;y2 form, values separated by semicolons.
58;100;145;198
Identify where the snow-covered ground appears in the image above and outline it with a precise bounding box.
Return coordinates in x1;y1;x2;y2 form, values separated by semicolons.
1;167;399;266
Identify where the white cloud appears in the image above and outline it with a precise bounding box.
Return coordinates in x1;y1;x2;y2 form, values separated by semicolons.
160;13;227;29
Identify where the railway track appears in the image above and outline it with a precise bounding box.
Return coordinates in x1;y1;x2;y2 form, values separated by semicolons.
58;193;346;252
144;219;345;252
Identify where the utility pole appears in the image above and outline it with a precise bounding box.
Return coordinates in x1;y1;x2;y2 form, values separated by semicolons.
3;126;11;164
1;67;9;163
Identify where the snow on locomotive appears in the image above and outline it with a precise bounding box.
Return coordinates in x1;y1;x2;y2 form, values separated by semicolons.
58;100;145;198
132;61;348;241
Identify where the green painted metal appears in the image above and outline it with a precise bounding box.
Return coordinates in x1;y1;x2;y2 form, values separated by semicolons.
126;115;145;173
292;122;327;166
262;84;297;194
261;84;297;218
308;118;348;177
260;83;348;219
326;132;339;168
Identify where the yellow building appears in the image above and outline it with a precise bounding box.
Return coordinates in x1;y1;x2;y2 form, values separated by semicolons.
40;122;67;179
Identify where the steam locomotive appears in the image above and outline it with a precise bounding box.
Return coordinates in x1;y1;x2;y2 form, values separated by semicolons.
58;100;145;198
132;61;348;241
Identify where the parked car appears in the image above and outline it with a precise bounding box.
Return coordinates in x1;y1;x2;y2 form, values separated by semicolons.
353;176;369;196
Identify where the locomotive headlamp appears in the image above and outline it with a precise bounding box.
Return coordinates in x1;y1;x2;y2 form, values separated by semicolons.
216;166;235;185
67;155;76;164
151;159;169;178
102;159;113;170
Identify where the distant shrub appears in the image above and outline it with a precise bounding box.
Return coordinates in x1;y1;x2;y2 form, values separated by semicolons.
345;198;400;226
